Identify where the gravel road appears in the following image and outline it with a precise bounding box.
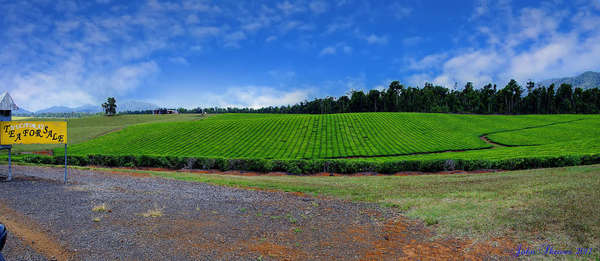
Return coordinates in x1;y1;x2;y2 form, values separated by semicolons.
0;165;514;260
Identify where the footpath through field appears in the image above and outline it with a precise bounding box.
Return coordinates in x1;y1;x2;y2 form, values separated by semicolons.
0;166;515;260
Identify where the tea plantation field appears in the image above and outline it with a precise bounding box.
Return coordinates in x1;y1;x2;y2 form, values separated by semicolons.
11;112;600;173
66;113;599;158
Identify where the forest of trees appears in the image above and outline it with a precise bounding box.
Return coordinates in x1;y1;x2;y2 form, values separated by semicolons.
150;80;600;115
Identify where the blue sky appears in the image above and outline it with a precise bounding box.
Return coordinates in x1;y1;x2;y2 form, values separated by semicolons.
1;0;600;111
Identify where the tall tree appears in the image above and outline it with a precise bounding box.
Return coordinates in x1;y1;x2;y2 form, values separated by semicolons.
367;89;382;112
102;97;117;116
349;90;367;112
555;83;574;113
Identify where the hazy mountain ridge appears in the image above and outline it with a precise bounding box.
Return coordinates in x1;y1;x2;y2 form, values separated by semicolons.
36;104;102;114
13;100;159;115
117;101;159;112
538;71;600;89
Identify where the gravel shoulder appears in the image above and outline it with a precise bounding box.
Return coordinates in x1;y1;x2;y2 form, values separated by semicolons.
1;165;515;260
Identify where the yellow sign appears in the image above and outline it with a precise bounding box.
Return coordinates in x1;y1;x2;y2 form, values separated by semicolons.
0;121;67;145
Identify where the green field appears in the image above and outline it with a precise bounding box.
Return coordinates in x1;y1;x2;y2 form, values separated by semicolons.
6;112;600;173
6;114;203;153
64;113;600;161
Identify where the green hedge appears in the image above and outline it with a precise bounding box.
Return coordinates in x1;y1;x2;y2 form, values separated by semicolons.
11;153;600;175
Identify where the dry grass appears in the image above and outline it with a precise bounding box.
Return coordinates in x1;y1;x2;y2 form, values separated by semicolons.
140;208;163;218
92;203;108;212
153;164;600;254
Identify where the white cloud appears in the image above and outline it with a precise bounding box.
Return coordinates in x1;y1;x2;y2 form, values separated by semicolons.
265;35;277;42
365;34;388;45
5;56;160;111
181;0;221;12
277;1;305;15
280;20;315;33
319;43;352;56
309;1;328;14
224;31;247;48
242;22;263;31
471;0;489;20
55;20;81;34
186;14;199;24
402;36;422;46
324;21;352;34
109;61;160;93
190;26;221;38
319;46;336;56
407;2;600;87
204;87;310;109
342;45;352;54
169;56;189;65
391;3;412;19
408;53;448;70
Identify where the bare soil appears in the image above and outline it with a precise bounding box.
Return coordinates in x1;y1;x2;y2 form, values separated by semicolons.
0;165;516;260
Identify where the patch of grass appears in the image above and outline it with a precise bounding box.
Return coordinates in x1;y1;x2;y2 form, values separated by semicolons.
149;164;600;251
141;209;163;218
293;227;302;233
287;214;297;224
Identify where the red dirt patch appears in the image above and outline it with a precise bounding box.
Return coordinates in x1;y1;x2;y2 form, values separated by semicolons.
0;202;74;261
19;150;54;156
349;217;517;260
245;241;307;260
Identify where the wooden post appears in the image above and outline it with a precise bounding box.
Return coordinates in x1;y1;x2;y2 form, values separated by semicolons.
64;144;68;184
7;147;11;181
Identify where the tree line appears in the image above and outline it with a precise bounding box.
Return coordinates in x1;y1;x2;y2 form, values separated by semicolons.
136;80;600;115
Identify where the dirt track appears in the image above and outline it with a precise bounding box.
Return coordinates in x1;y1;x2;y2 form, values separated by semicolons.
0;165;515;260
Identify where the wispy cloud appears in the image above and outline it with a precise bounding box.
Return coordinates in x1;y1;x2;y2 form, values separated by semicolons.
391;3;412;19
309;1;328;14
319;43;352;56
168;56;189;65
204;87;310;109
365;34;388;45
277;1;305;15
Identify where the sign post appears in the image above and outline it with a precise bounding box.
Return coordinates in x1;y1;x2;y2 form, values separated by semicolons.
7;147;11;181
64;144;68;184
1;121;68;183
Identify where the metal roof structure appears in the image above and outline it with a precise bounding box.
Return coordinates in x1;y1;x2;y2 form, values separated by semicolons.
0;92;18;110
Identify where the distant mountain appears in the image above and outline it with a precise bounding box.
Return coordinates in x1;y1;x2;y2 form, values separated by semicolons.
12;107;33;115
538;71;600;89
36;104;102;114
75;104;103;113
117;100;159;112
36;106;79;114
30;100;159;114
